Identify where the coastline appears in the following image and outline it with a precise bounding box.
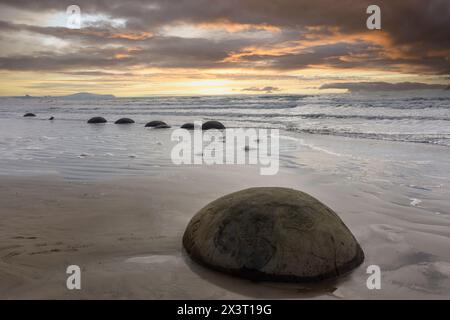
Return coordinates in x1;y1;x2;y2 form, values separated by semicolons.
1;164;449;299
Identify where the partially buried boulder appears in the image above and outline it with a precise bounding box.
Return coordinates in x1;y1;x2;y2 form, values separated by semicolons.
115;118;135;124
153;124;171;129
181;123;195;130
87;117;107;124
23;113;36;117
202;120;225;130
145;120;167;127
183;187;364;282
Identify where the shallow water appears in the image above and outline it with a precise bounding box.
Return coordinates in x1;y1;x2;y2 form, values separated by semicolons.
0;93;449;217
1;91;450;145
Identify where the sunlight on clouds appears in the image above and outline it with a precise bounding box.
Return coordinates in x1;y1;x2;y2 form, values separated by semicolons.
0;32;70;56
0;2;447;96
160;21;279;40
197;19;281;33
0;66;432;97
46;12;127;29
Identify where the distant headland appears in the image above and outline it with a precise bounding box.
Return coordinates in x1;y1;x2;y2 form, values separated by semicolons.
12;92;116;99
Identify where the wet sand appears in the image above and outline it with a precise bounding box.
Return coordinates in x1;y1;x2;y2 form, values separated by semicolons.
1;165;450;299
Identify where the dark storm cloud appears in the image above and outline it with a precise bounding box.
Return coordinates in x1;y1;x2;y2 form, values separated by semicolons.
0;49;133;71
0;0;448;74
2;0;448;45
0;20;153;43
0;33;252;70
320;82;449;92
259;44;450;75
246;42;381;70
234;41;441;74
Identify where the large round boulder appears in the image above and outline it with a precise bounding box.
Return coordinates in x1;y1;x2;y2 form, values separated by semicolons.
115;118;135;124
202;120;225;130
145;120;167;128
87;116;107;124
183;187;364;282
23;113;36;117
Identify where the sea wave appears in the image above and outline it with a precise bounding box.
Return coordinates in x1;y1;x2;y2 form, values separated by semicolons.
286;128;450;146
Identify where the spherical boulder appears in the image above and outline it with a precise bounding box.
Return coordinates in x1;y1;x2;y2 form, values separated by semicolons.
115;118;135;124
181;123;195;130
23;113;36;117
87;117;107;124
183;187;364;282
202;120;225;130
145;120;167;127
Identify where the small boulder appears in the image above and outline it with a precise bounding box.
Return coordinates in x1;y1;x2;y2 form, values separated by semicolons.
202;120;225;130
49;116;54;120
145;120;167;127
181;123;195;130
23;113;36;117
183;187;364;282
115;118;135;124
87;117;107;124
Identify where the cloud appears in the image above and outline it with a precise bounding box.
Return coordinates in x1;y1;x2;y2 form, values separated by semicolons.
319;81;449;92
0;0;448;77
2;0;448;47
0;34;255;71
242;86;281;93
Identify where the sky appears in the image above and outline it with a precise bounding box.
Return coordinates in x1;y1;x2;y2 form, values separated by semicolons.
0;0;448;96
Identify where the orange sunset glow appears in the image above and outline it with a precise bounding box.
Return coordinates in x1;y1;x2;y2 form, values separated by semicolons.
0;0;448;96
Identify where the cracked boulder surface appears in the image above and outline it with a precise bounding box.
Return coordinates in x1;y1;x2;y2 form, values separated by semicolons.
183;187;364;282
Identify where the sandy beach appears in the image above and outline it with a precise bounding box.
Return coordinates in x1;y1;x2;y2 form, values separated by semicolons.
0;0;449;304
1;163;449;299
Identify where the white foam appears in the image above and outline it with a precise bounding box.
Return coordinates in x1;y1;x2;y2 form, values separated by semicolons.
126;255;179;264
280;135;344;157
409;198;422;207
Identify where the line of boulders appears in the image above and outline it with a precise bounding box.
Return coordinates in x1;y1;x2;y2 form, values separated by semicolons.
23;113;226;130
86;116;226;130
23;113;54;120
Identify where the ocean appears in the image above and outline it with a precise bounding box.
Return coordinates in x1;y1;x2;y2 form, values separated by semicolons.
1;91;449;144
0;92;449;207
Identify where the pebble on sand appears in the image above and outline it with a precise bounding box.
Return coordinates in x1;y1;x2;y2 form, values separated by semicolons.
183;187;364;282
87;117;107;124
